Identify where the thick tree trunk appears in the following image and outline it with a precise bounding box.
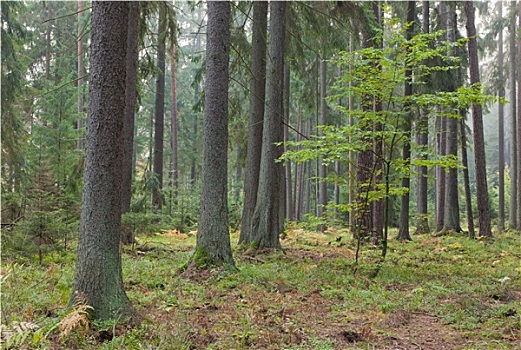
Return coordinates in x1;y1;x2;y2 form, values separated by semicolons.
443;2;461;233
152;3;166;209
239;1;268;245
121;1;140;244
397;0;415;241
460;117;475;238
465;1;492;237
72;1;131;321
509;1;517;229
194;1;234;267
317;55;327;232
248;1;286;249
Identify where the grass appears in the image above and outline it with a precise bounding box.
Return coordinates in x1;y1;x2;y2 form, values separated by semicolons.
1;227;520;349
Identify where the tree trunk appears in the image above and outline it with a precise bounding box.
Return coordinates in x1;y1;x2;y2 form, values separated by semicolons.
170;41;179;204
497;1;505;232
121;1;140;244
435;114;447;232
517;1;521;230
284;64;295;221
248;1;286;249
72;1;131;321
194;1;234;267
465;1;492;237
397;0;415;241
509;1;517;229
460;117;475;238
239;0;268;245
77;0;84;150
443;3;461;233
317;54;327;232
152;3;166;209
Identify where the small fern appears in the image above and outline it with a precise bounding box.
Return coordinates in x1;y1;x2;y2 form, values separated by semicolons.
57;293;93;339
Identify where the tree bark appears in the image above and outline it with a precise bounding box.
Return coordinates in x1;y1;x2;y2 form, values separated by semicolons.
77;0;84;150
460;117;475;238
121;1;140;244
497;1;505;232
317;54;327;232
397;0;415;241
248;1;286;249
239;1;268;245
435;114;446;232
509;1;517;229
465;1;492;237
443;2;461;233
284;64;295;221
194;1;234;267
517;1;521;230
72;1;131;321
152;3;166;209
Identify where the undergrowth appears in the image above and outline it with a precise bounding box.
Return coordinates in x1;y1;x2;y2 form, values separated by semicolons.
1;227;520;349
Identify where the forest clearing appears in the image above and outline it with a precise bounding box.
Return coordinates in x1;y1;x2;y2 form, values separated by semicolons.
2;228;520;349
2;1;521;349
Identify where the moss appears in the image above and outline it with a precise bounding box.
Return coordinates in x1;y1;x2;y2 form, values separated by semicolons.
192;247;213;269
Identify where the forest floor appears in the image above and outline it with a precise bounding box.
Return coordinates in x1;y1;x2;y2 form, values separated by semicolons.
2;226;521;349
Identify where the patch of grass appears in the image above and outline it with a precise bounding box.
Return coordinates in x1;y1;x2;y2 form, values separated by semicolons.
2;228;520;349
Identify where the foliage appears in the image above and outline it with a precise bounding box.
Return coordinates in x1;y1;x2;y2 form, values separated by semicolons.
2;228;520;349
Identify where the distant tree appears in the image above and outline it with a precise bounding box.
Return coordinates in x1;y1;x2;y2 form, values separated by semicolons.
248;1;287;249
464;1;492;237
77;0;85;150
152;3;167;209
497;1;506;232
508;1;517;229
71;1;132;321
239;1;268;246
192;1;234;267
121;1;140;244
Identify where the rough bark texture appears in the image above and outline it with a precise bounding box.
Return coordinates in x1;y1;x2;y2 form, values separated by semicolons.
239;1;268;245
317;55;327;232
397;0;415;241
77;0;84;150
121;1;140;245
72;1;131;321
465;1;492;237
194;1;234;267
460;117;475;238
443;3;461;233
248;1;286;250
497;1;505;232
509;1;517;229
152;3;166;209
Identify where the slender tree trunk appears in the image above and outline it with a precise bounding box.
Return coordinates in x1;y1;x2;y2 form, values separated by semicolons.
460;117;475;238
465;1;492;237
443;2;461;233
496;2;506;232
435;114;447;232
296;108;304;221
284;64;295;221
517;2;521;230
170;42;179;204
317;54;327;232
72;1;131;321
152;3;166;209
416;1;430;234
239;1;268;245
121;1;140;244
77;0;84;150
194;1;234;267
397;0;415;241
45;2;52;81
249;1;286;249
509;1;517;229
